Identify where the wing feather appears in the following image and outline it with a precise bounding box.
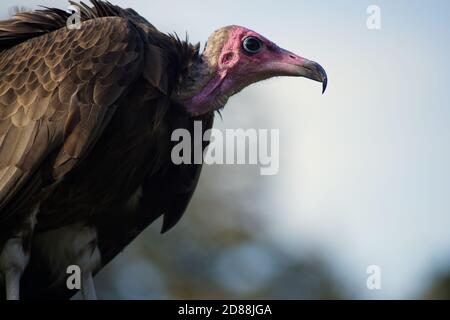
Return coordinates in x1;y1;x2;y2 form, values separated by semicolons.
0;16;144;216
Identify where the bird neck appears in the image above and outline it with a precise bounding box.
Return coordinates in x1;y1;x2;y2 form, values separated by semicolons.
176;54;229;116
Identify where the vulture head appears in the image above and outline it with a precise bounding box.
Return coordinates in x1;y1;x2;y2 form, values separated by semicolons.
180;25;328;115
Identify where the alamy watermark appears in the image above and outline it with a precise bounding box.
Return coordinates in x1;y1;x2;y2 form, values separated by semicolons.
67;5;383;32
366;265;382;290
367;5;381;30
171;121;280;176
66;5;81;30
66;265;81;290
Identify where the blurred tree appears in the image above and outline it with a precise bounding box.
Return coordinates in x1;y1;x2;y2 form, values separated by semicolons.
422;271;450;300
91;163;347;299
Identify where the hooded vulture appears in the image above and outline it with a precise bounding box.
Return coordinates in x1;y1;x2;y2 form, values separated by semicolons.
0;0;327;299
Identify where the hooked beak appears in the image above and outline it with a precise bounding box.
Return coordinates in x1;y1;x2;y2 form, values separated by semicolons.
298;60;328;94
269;48;328;94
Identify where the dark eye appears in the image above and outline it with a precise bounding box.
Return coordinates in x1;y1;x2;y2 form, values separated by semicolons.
242;37;263;55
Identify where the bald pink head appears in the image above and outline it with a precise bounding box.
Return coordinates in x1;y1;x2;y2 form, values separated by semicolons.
180;25;327;115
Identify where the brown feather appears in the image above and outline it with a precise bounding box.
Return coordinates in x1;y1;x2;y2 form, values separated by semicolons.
0;16;144;213
0;0;210;300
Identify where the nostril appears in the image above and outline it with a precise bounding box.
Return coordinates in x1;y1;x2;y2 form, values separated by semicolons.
221;52;235;65
289;54;297;60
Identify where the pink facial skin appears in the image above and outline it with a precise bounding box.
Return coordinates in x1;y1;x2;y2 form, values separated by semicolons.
186;26;327;115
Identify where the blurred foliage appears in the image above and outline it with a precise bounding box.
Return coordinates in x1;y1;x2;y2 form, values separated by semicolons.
92;165;347;299
422;271;450;300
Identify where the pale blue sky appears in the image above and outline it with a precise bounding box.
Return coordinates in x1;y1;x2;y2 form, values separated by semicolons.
2;0;450;298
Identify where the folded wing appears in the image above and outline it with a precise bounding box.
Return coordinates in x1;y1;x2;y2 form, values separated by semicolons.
0;16;144;223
